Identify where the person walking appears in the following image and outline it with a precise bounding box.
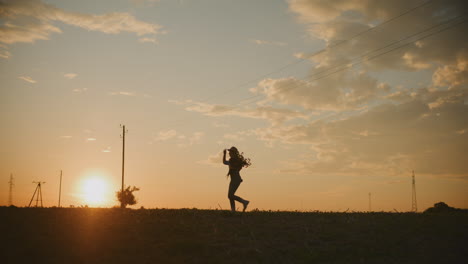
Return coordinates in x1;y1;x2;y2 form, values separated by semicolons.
223;146;251;212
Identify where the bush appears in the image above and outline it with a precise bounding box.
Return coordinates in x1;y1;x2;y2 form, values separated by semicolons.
424;202;460;213
116;186;140;208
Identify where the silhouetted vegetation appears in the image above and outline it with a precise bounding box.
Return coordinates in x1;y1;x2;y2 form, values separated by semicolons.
424;201;468;213
1;207;467;263
116;186;140;208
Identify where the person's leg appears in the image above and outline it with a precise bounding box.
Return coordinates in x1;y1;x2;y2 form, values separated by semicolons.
228;180;242;211
242;200;249;212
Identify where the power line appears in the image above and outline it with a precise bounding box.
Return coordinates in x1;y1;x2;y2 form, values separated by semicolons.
198;0;435;104
324;0;435;49
173;15;466;113
158;4;466;131
237;14;467;107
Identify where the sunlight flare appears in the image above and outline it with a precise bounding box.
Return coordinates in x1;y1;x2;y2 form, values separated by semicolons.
80;176;110;206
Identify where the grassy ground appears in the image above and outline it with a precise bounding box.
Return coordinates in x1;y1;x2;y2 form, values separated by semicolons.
1;207;467;263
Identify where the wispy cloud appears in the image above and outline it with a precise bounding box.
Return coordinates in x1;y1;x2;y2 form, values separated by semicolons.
188;132;204;145
130;0;160;6
109;91;136;96
0;49;11;59
223;130;254;142
154;130;178;141
18;76;36;83
171;0;468;180
102;147;111;153
72;88;88;93
152;129;205;147
197;151;224;167
64;73;77;79
139;37;157;44
60;135;72;139
251;39;287;46
0;0;164;51
173;100;308;126
86;138;97;141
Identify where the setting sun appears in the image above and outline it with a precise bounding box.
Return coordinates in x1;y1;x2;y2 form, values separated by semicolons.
81;177;110;206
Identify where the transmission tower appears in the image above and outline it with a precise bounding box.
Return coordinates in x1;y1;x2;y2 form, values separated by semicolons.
29;181;45;207
411;171;417;212
8;174;14;206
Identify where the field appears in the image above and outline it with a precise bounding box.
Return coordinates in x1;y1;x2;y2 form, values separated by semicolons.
1;207;467;263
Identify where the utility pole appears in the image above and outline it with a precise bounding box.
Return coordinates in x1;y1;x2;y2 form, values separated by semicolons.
411;170;417;212
120;125;128;208
8;174;14;206
29;181;45;207
368;192;371;212
58;170;62;207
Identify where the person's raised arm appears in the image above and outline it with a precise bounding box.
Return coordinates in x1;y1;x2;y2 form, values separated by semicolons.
223;149;229;165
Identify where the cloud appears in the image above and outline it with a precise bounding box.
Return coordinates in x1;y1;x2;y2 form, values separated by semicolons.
0;21;62;44
0;0;164;48
139;37;157;44
432;51;468;88
102;147;111;153
175;100;308;125
64;73;77;79
234;0;467;178
0;49;11;59
251;74;382;110
288;0;468;73
253;87;468;178
169;0;468;179
72;87;88;93
130;0;160;6
197;151;224;167
224;133;244;141
251;39;287;46
189;132;204;145
109;91;136;96
18;76;36;83
212;122;229;128
223;130;255;142
152;129;205;147
86;138;96;141
154;130;178;141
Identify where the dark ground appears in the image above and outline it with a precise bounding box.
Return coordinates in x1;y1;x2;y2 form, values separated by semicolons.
1;207;467;264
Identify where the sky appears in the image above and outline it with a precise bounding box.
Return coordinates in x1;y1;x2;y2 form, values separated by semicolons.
1;0;467;211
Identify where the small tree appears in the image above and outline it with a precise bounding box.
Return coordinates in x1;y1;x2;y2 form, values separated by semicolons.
116;186;140;208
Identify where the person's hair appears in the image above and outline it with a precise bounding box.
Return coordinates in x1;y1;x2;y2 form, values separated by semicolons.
229;147;251;169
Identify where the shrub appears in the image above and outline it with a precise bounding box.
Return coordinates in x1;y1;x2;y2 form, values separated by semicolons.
116;186;140;208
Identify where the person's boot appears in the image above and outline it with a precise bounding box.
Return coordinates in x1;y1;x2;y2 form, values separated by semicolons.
242;200;250;212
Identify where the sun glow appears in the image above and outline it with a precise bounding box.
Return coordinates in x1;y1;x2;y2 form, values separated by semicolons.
81;177;110;206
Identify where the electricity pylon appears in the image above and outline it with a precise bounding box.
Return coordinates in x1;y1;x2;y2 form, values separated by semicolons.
411;171;417;212
29;181;45;207
8;174;14;206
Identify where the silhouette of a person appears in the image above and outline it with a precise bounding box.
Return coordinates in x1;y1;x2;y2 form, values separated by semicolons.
223;146;251;212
